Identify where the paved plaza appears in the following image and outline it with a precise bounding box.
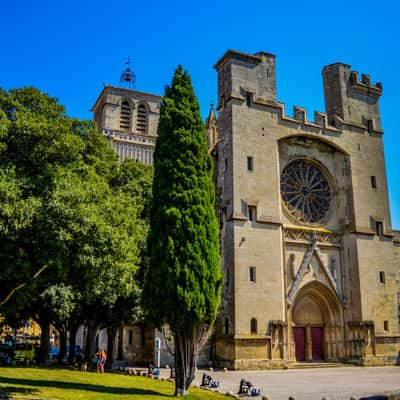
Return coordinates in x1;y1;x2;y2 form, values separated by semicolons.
191;366;400;400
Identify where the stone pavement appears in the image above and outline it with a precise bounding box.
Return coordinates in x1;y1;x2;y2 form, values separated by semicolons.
189;366;400;400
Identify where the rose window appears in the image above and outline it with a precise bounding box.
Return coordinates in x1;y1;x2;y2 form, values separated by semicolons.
280;159;332;223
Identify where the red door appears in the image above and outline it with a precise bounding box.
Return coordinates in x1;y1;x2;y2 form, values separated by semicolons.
294;327;306;361
311;327;323;360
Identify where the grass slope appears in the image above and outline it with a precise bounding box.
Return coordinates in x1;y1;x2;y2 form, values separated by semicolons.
0;367;228;399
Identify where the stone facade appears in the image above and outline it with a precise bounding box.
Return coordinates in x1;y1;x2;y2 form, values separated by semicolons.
91;51;400;369
211;50;400;369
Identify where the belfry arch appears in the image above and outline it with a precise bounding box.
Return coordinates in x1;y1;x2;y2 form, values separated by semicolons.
289;281;344;362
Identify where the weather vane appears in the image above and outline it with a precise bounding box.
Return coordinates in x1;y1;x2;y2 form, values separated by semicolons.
120;57;136;88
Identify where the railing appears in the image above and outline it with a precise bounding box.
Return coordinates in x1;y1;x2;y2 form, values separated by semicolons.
102;129;156;146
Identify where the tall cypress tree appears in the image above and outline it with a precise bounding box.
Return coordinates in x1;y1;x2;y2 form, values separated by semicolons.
143;66;222;396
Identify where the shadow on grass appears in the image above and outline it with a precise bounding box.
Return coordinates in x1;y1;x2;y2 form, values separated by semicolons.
0;385;39;396
0;376;172;397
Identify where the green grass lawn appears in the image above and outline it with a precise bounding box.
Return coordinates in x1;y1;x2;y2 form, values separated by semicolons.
0;367;229;399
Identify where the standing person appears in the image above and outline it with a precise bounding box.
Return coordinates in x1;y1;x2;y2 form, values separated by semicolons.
100;350;107;373
95;349;106;373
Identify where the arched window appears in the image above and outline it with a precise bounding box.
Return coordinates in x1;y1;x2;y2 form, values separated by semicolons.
250;318;257;334
136;103;147;133
120;100;131;131
224;318;229;335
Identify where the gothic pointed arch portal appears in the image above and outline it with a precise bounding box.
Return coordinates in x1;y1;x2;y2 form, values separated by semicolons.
290;281;344;362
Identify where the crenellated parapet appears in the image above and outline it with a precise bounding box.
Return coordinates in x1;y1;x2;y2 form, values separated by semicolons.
323;63;383;132
267;101;340;132
349;71;382;98
292;106;332;130
214;49;384;136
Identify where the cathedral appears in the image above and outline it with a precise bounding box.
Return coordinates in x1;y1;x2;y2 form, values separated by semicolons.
92;49;400;369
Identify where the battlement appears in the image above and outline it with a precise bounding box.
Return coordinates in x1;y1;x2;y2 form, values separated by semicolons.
232;95;382;135
214;50;384;134
349;71;382;97
322;63;382;95
275;103;339;132
288;103;381;133
322;63;383;131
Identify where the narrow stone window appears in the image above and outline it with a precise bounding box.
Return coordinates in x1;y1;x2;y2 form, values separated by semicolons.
379;271;386;284
375;221;383;237
248;206;256;222
397;292;400;325
367;119;373;133
136;104;147;133
246;94;251;107
128;329;133;345
224;158;228;171
247;156;253;171
371;176;377;189
250;318;257;334
384;320;389;331
120;100;131;131
249;266;256;282
224;318;229;335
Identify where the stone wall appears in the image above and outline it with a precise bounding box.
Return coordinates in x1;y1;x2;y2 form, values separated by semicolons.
214;49;400;369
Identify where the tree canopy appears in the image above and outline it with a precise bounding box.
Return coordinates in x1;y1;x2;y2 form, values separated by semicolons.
0;87;151;364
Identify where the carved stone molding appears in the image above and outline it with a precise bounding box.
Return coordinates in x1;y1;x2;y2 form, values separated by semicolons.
287;237;343;306
284;227;341;247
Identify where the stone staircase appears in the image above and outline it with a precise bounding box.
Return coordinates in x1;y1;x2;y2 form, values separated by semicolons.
288;361;354;369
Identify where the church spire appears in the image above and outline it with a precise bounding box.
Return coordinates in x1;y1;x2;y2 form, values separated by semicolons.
206;101;218;150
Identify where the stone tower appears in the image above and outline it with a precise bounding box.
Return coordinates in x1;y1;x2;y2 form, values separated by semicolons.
213;49;400;369
91;86;162;164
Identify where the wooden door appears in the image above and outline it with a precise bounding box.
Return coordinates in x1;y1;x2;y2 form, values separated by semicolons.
311;327;323;360
294;327;306;361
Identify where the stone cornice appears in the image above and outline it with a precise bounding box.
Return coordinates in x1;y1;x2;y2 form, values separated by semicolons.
230;213;281;225
214;49;275;70
234;334;271;340
91;85;162;112
103;129;156;147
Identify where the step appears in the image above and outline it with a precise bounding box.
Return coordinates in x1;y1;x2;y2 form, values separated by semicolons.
288;362;352;369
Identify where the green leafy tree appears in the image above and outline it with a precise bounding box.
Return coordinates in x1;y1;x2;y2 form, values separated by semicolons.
143;66;222;396
0;87;145;365
41;163;145;363
38;284;78;362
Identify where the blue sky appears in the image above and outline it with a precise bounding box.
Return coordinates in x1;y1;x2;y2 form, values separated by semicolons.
1;0;399;227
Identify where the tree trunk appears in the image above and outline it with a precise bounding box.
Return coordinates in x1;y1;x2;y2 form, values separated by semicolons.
106;326;118;369
173;326;199;396
84;320;99;366
39;321;51;366
117;325;124;360
68;322;79;364
57;325;67;363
